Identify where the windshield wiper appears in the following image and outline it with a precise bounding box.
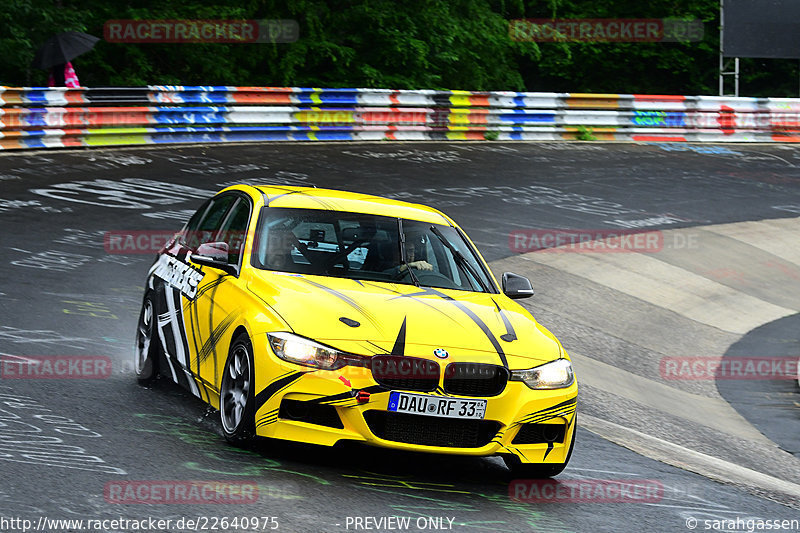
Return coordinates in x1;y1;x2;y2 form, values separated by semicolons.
429;225;488;292
397;218;420;287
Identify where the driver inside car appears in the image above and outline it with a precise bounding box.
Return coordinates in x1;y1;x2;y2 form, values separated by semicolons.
265;227;297;271
397;229;433;272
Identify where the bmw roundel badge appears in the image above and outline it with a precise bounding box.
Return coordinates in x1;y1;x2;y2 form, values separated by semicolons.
433;348;449;359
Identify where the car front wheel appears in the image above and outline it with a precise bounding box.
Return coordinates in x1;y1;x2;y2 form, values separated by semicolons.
220;332;256;445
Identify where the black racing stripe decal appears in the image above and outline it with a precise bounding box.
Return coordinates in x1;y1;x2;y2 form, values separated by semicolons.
519;410;576;427
186;289;208;403
157;310;176;367
307;384;388;405
492;298;517;342
491;429;507;443
254;371;307;413
194;275;228;299
393;287;508;367
254;186;270;204
448;300;507;367
169;287;190;372
527;397;578;415
264;189;304;206
519;408;577;426
499;443;518;456
173;287;192;363
196;310;240;365
361;385;388;394
173;287;204;398
255;185;301;207
297;190;338;210
263;187;336;210
518;397;578;419
391;318;407;356
514;398;578;426
370;282;467;324
363;341;386;354
542;442;555;460
256;407;279;422
298;278;383;331
363;281;403;295
256;408;280;428
388;289;464;325
309;391;354;404
208;276;221;382
394;287;454;300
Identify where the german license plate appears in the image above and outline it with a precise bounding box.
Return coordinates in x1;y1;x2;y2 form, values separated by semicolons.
387;391;486;420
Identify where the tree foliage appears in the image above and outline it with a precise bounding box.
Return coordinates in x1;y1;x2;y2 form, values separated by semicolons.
0;0;797;96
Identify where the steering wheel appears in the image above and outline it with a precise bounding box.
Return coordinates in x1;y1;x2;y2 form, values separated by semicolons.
393;268;455;287
416;270;457;287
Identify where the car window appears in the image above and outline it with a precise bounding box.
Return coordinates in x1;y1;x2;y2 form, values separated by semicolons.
252;207;494;293
180;199;211;245
184;195;236;250
216;197;251;265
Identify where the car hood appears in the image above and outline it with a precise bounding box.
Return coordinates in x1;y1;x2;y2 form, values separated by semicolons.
248;271;561;369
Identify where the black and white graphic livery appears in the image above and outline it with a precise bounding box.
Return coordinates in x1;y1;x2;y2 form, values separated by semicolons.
149;254;205;299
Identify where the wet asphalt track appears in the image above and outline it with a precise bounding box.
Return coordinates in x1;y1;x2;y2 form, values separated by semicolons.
0;142;798;532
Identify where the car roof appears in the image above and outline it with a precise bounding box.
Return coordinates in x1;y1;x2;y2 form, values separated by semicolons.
222;185;453;225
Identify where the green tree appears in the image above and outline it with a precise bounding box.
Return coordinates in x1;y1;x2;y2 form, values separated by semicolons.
0;0;797;96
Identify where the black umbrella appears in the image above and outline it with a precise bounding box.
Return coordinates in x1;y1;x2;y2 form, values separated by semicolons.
33;31;99;70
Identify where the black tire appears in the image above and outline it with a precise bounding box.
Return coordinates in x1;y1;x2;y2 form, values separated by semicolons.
220;332;256;446
504;415;577;478
134;292;160;386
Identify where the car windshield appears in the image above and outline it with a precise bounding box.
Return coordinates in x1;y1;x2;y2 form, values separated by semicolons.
251;207;493;292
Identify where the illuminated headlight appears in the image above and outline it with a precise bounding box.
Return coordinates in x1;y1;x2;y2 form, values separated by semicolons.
511;359;574;390
268;332;344;370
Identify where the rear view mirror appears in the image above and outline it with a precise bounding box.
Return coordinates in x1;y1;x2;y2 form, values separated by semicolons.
341;226;375;242
192;242;237;276
502;272;534;299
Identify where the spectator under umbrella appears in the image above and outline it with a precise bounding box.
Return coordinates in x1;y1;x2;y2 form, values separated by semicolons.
33;31;99;87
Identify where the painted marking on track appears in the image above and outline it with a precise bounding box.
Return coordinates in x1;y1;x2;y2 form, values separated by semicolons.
580;413;800;502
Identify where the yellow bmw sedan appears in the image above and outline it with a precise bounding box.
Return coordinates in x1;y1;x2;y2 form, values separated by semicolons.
135;185;577;477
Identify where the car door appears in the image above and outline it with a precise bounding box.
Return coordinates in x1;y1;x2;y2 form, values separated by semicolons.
185;194;253;398
153;193;236;399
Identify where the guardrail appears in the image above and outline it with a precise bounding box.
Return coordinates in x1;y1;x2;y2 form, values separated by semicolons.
2;86;800;149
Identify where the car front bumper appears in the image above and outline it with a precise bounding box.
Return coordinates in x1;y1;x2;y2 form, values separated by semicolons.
251;340;578;465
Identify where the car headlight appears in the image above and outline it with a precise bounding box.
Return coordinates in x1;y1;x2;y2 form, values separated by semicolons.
511;359;574;390
268;332;345;370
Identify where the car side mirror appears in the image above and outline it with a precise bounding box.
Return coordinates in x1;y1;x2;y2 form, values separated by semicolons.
192;242;237;276
502;272;534;299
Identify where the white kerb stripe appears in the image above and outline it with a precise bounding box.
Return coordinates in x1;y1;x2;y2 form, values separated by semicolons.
702;217;800;267
521;252;794;334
